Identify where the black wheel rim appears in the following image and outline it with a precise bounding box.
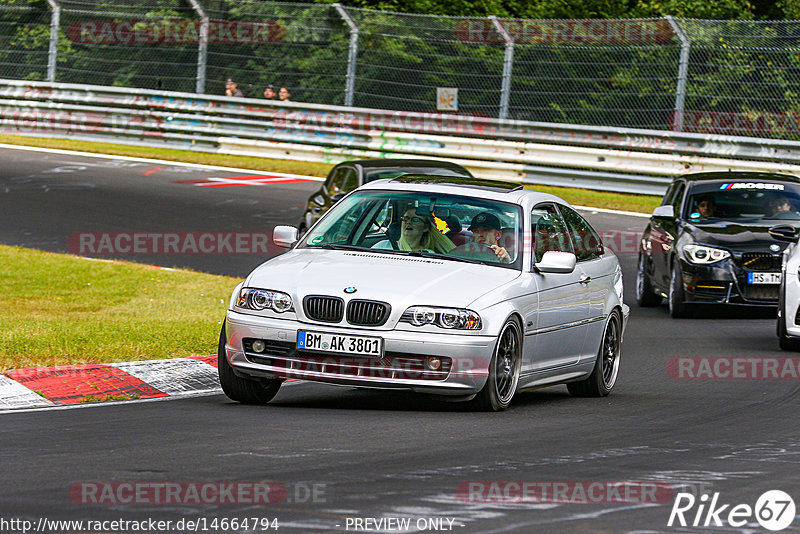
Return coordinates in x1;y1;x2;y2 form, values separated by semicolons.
494;322;520;403
601;315;620;388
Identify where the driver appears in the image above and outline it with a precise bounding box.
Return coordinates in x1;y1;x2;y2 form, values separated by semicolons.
694;197;718;218
372;206;455;254
469;212;511;263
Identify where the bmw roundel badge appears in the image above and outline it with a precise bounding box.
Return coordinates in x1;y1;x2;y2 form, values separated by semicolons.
344;287;357;294
770;244;780;252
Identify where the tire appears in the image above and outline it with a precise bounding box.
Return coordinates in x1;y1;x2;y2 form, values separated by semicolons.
567;310;621;397
636;253;662;307
468;317;522;412
668;261;693;318
217;323;282;404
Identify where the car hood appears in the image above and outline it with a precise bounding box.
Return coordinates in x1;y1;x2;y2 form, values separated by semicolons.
684;220;791;252
245;249;520;309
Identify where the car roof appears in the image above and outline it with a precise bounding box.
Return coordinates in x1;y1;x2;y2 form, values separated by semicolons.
340;158;471;172
675;171;800;184
358;175;568;206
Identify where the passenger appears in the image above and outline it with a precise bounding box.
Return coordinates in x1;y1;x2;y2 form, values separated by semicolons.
770;195;793;215
695;197;718;218
469;212;511;262
373;207;455;254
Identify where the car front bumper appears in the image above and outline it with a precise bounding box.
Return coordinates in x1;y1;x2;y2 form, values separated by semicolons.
224;310;496;396
783;261;800;337
678;258;781;307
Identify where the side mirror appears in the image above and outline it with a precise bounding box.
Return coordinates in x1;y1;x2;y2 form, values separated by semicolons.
273;225;299;248
331;193;346;203
535;251;577;274
652;205;674;219
769;224;799;243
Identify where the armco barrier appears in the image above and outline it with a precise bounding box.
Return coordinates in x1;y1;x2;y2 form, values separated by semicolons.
2;79;800;196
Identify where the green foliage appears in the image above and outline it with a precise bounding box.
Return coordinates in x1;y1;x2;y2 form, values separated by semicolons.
632;0;755;19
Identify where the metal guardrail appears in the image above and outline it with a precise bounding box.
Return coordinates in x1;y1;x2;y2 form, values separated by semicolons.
3;79;800;196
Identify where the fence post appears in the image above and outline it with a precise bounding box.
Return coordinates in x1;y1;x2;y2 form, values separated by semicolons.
334;3;358;107
666;16;690;132
188;0;209;94
489;16;513;120
46;0;60;83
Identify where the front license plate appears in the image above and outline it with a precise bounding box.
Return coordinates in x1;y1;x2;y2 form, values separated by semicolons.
297;330;383;356
748;272;782;284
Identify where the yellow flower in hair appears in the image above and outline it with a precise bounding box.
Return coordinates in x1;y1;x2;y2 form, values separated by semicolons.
433;215;450;234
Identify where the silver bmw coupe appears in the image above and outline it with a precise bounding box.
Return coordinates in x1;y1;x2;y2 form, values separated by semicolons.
219;175;629;411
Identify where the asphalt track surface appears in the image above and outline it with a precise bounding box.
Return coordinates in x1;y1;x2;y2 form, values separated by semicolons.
1;147;799;533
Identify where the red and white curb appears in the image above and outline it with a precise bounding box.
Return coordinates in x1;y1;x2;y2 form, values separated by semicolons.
0;356;220;411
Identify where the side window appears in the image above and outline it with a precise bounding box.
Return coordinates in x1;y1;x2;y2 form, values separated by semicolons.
326;168;346;196
531;205;573;264
671;183;686;211
340;168;358;194
560;205;604;262
661;182;678;206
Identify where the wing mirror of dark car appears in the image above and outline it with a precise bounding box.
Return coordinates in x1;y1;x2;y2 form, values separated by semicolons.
768;224;800;243
273;225;299;248
535;251;577;274
652;205;674;219
331;193;347;203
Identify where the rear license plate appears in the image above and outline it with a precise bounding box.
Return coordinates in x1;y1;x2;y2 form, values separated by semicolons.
748;272;782;284
297;330;383;356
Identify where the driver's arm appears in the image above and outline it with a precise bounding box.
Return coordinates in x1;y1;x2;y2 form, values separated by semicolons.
490;245;511;262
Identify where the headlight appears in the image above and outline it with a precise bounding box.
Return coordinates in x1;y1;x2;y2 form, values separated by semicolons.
236;288;294;313
401;306;481;330
682;244;730;265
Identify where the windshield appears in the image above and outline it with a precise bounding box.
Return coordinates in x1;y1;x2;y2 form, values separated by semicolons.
300;190;523;269
684;181;800;222
364;167;469;183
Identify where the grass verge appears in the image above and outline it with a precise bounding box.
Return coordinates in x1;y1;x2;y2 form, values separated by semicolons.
0;134;660;213
0;245;238;370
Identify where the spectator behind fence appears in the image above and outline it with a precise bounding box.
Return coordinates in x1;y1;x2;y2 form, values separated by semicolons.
225;78;243;98
263;85;276;99
279;87;291;102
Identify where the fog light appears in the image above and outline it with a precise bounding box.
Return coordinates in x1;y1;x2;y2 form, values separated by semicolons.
252;340;266;353
425;356;441;371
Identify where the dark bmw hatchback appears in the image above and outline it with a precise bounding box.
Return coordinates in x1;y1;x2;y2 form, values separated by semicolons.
298;159;473;234
637;172;800;317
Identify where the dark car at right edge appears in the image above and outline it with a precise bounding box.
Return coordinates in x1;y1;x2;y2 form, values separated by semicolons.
637;172;800;317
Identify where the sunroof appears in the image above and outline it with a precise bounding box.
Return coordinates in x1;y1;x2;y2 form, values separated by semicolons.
390;174;523;192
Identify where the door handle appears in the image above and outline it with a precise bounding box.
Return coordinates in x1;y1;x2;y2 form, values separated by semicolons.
579;274;591;285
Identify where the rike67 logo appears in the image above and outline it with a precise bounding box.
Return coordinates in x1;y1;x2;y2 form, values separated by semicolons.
669;490;796;531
